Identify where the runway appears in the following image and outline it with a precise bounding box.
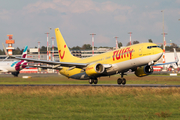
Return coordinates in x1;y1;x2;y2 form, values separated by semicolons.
0;84;180;87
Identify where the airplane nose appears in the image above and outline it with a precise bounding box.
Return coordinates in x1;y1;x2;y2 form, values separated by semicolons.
157;48;163;57
160;48;163;54
155;47;163;53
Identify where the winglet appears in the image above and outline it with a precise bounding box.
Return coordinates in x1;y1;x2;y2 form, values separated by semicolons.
173;48;179;66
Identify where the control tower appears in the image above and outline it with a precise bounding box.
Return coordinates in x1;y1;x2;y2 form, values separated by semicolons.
6;35;15;55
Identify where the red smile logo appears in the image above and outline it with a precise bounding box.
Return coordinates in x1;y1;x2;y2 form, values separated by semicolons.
59;45;66;59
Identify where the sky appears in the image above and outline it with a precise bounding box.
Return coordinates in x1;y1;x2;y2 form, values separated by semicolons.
0;0;180;49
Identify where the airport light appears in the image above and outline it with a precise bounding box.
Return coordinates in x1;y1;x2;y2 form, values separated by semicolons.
45;28;52;62
90;33;96;56
51;37;55;62
114;37;118;49
161;31;167;64
45;32;49;61
49;28;52;62
51;37;55;73
38;42;40;60
128;32;132;45
37;42;41;71
161;10;167;70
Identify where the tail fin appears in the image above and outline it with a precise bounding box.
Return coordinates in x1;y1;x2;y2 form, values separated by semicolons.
22;46;28;58
173;48;179;66
55;28;80;62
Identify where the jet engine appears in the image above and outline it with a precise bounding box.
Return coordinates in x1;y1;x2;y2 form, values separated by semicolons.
135;65;153;77
15;61;28;71
20;62;28;69
85;63;104;76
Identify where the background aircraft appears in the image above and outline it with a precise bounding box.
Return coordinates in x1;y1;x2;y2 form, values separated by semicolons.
0;46;28;77
6;28;179;84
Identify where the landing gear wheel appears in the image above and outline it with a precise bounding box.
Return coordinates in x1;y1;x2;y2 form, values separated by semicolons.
122;78;126;85
117;78;122;85
89;79;94;84
94;79;98;84
11;72;19;77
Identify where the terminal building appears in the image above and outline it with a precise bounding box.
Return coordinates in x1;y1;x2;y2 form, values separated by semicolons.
0;47;113;61
0;47;180;71
1;34;179;73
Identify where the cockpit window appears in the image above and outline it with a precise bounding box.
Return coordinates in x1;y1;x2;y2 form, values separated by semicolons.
147;46;160;49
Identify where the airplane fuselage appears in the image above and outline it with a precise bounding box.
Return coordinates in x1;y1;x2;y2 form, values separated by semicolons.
59;43;163;80
0;60;27;73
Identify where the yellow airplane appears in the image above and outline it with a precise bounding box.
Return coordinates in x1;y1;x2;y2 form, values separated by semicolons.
6;28;179;85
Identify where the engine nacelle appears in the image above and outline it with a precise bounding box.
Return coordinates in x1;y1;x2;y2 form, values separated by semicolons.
85;63;104;76
15;61;28;71
21;62;28;69
135;65;153;77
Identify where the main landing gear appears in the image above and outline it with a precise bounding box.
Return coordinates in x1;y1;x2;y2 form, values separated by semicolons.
11;71;19;77
117;72;126;85
89;78;98;84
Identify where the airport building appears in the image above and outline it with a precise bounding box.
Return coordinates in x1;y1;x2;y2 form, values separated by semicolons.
0;47;113;61
0;47;180;71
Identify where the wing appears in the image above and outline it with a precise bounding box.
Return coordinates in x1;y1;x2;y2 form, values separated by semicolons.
27;65;63;70
153;62;177;66
3;44;111;70
153;48;179;66
8;56;87;69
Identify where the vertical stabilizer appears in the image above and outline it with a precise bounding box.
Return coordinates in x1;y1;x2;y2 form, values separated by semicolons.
173;48;179;66
22;46;28;58
55;28;80;62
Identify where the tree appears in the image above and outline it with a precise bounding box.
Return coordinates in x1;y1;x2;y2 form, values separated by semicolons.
81;44;92;50
165;46;170;51
169;43;178;52
40;46;47;52
148;39;153;43
71;46;81;50
0;49;4;55
126;40;140;46
133;41;139;44
171;43;178;48
126;42;130;46
118;42;123;48
13;47;21;55
54;46;58;50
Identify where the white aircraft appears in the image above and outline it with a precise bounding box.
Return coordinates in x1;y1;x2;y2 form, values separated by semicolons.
5;28;179;84
0;46;28;77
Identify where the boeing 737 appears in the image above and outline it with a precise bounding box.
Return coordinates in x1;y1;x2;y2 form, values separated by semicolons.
0;46;28;77
6;28;179;84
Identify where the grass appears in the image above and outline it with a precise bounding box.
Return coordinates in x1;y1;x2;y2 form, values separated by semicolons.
1;73;180;85
0;73;180;119
0;86;180;119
